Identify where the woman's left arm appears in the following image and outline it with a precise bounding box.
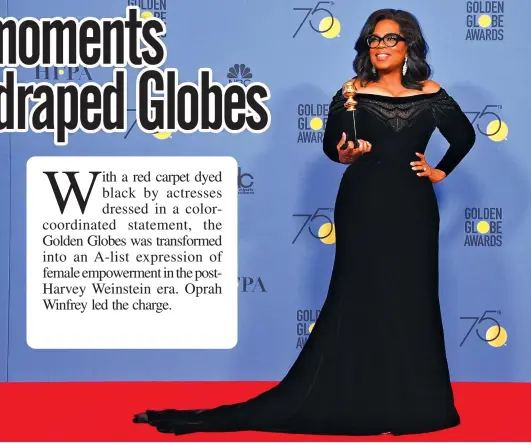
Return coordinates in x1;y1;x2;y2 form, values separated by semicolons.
431;89;477;178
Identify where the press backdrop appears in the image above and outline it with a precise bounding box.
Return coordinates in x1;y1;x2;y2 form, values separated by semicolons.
1;0;530;383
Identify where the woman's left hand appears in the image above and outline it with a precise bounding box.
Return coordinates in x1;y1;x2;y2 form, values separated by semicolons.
410;152;447;183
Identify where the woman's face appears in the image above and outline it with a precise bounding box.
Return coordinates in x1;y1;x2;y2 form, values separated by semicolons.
368;19;407;74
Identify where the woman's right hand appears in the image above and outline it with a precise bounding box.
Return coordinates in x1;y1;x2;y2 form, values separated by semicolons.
336;132;372;164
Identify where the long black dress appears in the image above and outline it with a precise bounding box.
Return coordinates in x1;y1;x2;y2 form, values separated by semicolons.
133;85;477;436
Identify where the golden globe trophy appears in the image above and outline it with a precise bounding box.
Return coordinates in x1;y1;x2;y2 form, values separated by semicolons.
341;80;359;149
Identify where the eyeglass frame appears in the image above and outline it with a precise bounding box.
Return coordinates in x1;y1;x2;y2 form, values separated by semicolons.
366;33;407;48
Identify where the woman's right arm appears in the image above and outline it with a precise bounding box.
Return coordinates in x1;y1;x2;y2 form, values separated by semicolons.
323;88;346;163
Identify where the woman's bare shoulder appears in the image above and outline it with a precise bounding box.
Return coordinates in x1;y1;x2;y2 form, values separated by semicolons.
422;80;442;93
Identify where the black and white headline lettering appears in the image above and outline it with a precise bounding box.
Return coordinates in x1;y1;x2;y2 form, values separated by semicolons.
0;6;271;145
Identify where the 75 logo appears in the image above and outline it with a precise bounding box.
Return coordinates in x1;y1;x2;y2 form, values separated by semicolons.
460;310;504;347
465;105;504;138
292;207;334;244
293;1;336;38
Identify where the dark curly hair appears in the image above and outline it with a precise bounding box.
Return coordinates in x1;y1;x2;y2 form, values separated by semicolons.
353;9;432;90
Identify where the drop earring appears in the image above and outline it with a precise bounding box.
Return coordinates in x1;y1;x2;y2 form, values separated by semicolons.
372;65;376;74
402;55;408;76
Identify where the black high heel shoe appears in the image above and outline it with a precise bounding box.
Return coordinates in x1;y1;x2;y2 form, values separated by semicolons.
133;413;149;424
133;410;210;435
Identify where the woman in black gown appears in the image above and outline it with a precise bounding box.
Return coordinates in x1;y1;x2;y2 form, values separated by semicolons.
133;8;476;436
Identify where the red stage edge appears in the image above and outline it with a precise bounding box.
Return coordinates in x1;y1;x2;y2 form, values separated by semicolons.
0;381;529;441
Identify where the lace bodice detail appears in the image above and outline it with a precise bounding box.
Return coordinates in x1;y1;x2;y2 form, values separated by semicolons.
355;90;458;132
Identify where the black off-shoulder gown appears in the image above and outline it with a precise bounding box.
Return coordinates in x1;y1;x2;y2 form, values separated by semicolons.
133;86;476;436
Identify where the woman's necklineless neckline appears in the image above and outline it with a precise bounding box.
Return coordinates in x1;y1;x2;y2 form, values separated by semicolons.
354;88;444;103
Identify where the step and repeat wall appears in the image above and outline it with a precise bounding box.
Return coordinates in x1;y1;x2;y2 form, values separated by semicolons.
1;0;530;382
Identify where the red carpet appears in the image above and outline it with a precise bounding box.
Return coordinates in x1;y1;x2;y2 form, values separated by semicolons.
0;382;529;441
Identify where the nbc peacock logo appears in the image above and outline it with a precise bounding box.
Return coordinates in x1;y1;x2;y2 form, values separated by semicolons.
227;64;253;86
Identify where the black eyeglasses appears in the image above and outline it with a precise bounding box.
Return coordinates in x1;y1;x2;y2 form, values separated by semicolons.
366;33;406;48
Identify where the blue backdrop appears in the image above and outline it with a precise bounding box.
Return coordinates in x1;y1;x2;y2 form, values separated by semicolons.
1;0;530;383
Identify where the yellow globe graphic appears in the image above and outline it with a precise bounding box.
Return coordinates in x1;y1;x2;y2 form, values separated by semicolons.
478;15;492;28
319;17;340;38
141;11;153;19
309;322;315;333
486;325;507;347
318;222;335;244
310;117;323;130
477;220;490;234
487;120;508;142
153;132;172;140
58;69;64;75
